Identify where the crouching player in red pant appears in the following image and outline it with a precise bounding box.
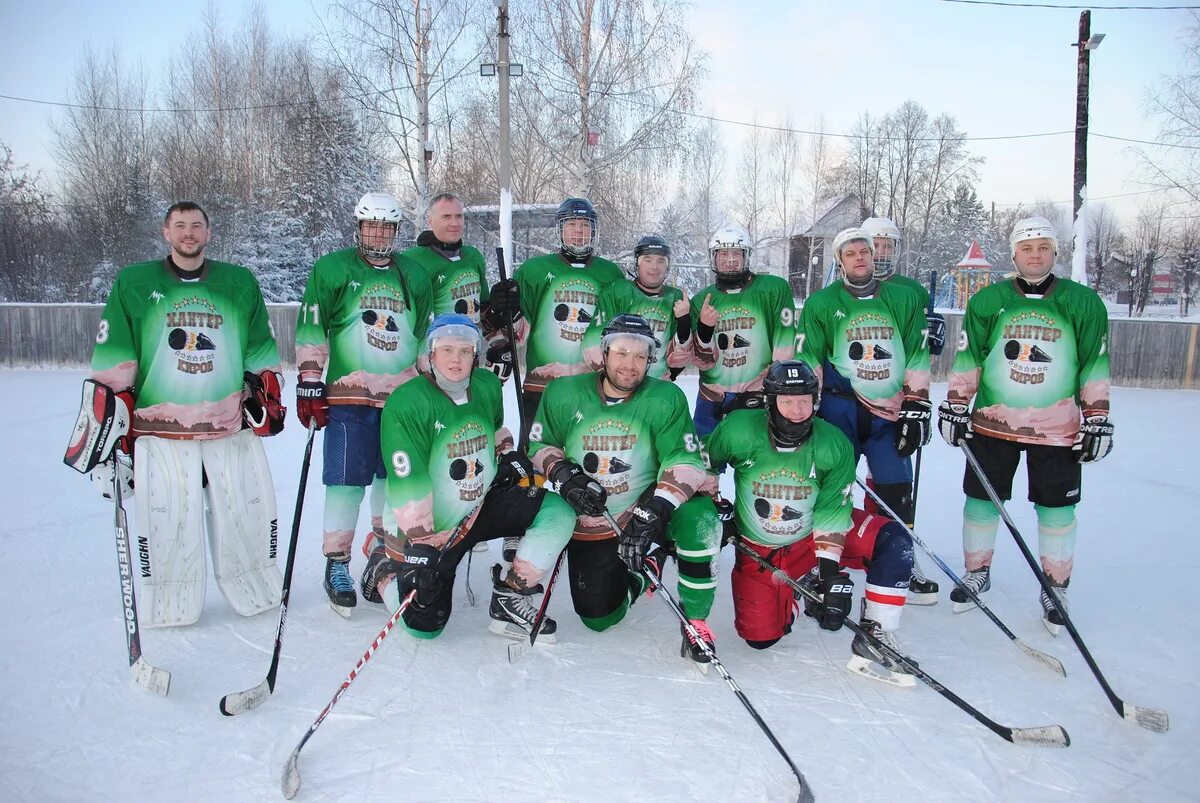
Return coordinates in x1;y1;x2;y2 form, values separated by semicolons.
705;359;919;686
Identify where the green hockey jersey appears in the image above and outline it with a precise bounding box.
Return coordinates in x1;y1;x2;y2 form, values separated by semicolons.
514;252;624;393
690;274;797;398
706;411;855;557
401;243;490;326
582;278;694;381
380;370;510;545
295;247;433;407
948;277;1110;447
89;259;281;440
529;372;706;539
799;279;931;420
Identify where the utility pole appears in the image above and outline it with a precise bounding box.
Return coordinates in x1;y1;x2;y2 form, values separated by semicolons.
1072;11;1104;286
497;0;513;272
415;0;432;205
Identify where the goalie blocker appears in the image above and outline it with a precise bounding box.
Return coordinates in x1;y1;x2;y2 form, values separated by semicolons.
64;379;134;474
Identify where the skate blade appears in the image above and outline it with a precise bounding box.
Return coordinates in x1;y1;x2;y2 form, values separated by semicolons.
951;599;980;614
690;659;711;677
488;619;556;644
1041;616;1061;637
906;590;938;606
846;654;916;688
328;602;353;619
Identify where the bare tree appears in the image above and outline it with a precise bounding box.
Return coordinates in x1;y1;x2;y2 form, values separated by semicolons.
1087;203;1124;296
734;119;769;251
1140;12;1200;205
802;116;835;229
1172;221;1200;315
1129;202;1168;315
770;115;802;272
0;144;73;301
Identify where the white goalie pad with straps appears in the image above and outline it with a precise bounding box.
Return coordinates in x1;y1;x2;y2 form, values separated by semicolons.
135;436;207;628
201;429;282;617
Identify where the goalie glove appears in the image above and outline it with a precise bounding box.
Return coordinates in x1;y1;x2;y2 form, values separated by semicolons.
64;379;134;474
243;371;286;436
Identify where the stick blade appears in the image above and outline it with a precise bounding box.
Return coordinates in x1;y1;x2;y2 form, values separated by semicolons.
219;678;270;716
797;783;816;803
281;751;302;799
1124;703;1169;733
1016;640;1067;677
131;657;171;697
507;640;532;664
1008;724;1070;748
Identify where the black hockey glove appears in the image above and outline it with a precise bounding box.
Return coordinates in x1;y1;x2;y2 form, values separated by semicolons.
397;542;442;602
720;391;765;420
938;400;972;446
486;338;514;382
894;398;932;457
714;497;738;546
494;450;535;489
1075;415;1114;464
926;311;947;356
619;497;675;572
549;461;607;517
814;560;854;632
482;279;521;329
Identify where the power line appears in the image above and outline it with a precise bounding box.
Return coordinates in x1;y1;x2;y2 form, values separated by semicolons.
991;187;1178;206
936;0;1200;9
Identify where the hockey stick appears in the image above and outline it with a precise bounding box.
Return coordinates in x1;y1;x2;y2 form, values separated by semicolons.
733;539;1070;748
507;547;567;663
495;246;528;443
111;456;171;696
960;443;1169;733
220;420;318;716
281;518;473;798
599;512;815;803
855;477;1066;677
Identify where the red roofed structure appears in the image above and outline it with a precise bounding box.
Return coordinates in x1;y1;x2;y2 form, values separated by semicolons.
949;241;1004;308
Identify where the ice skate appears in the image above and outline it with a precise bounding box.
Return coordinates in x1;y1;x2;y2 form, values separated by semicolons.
488;563;556;643
324;555;357;618
907;557;939;606
847;617;917;688
1040;584;1068;637
949;566;990;613
680;617;715;676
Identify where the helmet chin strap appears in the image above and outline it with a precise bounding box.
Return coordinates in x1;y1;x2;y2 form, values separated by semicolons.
1014;261;1054;285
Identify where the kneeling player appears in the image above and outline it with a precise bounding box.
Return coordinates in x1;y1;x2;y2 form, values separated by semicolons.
65;201;285;627
520;314;722;672
706;359;918;686
369;314;576;640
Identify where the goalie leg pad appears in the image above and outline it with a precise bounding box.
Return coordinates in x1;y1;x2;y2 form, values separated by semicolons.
134;436;207;627
202;429;282;617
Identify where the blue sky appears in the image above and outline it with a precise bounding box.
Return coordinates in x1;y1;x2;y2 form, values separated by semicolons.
0;0;1191;220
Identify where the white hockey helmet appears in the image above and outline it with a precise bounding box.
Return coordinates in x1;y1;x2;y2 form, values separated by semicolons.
862;216;902;279
1009;216;1058;257
832;227;875;267
709;226;751;262
354;192;403;259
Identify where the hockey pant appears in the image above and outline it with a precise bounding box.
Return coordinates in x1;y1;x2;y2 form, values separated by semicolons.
134;429;281;627
549;496;722;632
732;509;912;647
396;483;575;638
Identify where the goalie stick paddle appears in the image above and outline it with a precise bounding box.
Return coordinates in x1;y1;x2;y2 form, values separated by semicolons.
220;420;318;716
854;477;1066;677
112;458;171;696
507;547;566;663
600;511;815;803
733;539;1071;748
960;443;1169;733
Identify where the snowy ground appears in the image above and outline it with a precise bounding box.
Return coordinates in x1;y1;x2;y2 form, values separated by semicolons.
1;369;1196;803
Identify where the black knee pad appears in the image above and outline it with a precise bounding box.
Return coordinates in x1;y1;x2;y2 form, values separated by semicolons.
745;637;781;650
567;539;630;620
401;579;454;635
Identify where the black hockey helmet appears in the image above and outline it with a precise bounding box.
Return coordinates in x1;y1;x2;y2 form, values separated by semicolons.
763;359;820;447
556;197;598;259
601;312;660;364
634;234;671;260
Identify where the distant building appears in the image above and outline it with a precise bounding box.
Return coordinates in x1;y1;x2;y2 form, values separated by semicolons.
948;240;1007;309
789;194;864;300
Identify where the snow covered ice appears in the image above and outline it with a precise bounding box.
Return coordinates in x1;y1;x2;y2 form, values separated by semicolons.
1;369;1196;802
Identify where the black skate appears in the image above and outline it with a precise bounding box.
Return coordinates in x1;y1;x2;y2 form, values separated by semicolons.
1040;583;1069;637
847;617;917;688
488;563;556;643
680;617;715;676
950;566;990;613
324;555;357;618
907;557;939;606
360;544;396;605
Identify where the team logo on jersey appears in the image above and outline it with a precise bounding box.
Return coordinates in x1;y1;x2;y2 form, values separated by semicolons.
149;290;164;303
551;278;599;342
581;418;637;495
360;282;407;352
844;312;895;381
1001;311;1059;386
165;297;222;375
750;468;811;536
446;422;490;502
715;305;756;368
451;277;482;321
